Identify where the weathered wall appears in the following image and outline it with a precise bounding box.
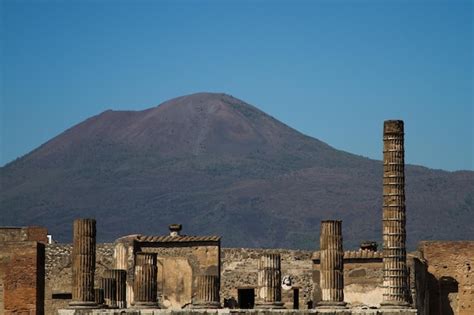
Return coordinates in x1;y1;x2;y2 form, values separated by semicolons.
44;242;474;315
312;251;426;310
139;244;220;308
45;243;114;315
0;241;45;315
221;248;313;309
419;241;474;315
0;226;48;244
312;251;384;308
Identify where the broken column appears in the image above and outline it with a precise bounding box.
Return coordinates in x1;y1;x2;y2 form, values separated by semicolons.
256;253;284;309
94;288;105;307
69;218;97;308
100;277;117;308
192;275;221;309
318;220;346;308
104;269;127;308
132;252;159;308
382;120;410;307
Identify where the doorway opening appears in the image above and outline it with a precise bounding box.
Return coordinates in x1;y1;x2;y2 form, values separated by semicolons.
293;288;299;309
238;288;255;309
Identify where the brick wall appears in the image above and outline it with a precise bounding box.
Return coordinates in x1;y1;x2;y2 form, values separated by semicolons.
0;226;48;244
419;241;474;315
0;241;45;315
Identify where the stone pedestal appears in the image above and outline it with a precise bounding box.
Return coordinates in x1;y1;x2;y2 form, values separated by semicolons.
104;269;127;308
69;218;97;308
382;120;410;308
318;220;346;308
132;252;159;308
192;275;221;309
255;253;284;309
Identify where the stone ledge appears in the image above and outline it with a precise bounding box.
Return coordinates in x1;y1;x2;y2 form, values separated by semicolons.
58;309;417;315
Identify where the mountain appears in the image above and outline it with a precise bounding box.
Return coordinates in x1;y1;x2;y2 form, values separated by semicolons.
0;93;472;249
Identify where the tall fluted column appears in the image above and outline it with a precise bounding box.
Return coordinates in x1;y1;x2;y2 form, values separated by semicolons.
192;275;221;308
132;252;159;308
69;218;97;308
256;253;284;309
100;277;117;308
104;269;127;308
382;120;410;307
318;220;346;308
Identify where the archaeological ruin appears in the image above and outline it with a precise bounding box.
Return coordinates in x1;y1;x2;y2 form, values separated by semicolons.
1;120;473;315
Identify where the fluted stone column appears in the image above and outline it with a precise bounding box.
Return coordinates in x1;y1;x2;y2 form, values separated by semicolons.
94;288;104;307
104;269;127;308
100;277;117;308
132;252;159;308
256;253;284;309
382;120;410;307
69;218;97;308
192;275;221;308
318;220;346;308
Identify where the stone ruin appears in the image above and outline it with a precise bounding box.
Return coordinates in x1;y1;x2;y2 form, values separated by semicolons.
1;120;473;315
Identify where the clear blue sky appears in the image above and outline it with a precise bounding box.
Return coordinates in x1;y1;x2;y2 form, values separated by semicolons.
1;0;472;171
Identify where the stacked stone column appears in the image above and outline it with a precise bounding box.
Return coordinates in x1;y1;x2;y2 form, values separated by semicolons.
256;253;284;309
69;218;97;308
382;120;410;307
318;220;346;308
132;252;159;308
104;269;127;308
192;275;221;308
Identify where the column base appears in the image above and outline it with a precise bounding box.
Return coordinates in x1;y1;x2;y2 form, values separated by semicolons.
131;301;160;309
68;301;98;309
255;301;285;309
317;301;347;309
380;301;411;308
191;301;221;309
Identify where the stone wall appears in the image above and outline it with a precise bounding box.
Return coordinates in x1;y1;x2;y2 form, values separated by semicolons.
0;241;45;315
419;241;474;315
45;243;114;315
0;226;48;244
43;242;473;315
221;248;314;309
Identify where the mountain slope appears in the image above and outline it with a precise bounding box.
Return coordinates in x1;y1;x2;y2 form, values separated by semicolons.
1;93;472;249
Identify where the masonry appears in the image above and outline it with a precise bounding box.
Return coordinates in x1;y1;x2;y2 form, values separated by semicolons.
0;226;47;315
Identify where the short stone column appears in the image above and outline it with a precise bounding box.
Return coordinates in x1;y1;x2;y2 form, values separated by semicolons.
318;220;346;308
382;120;410;307
100;277;117;308
69;218;97;308
192;275;221;308
256;253;284;309
132;252;159;308
94;288;104;307
104;269;127;308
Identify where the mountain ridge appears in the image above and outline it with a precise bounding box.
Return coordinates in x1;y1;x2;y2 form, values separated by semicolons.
1;92;472;249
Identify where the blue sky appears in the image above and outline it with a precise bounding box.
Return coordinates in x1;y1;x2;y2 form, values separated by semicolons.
1;0;472;170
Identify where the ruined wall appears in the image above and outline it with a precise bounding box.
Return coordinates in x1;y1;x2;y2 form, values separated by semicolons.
313;251;384;308
0;241;45;315
45;243;114;315
139;244;220;308
419;241;474;315
0;226;48;244
312;251;426;309
221;248;313;309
